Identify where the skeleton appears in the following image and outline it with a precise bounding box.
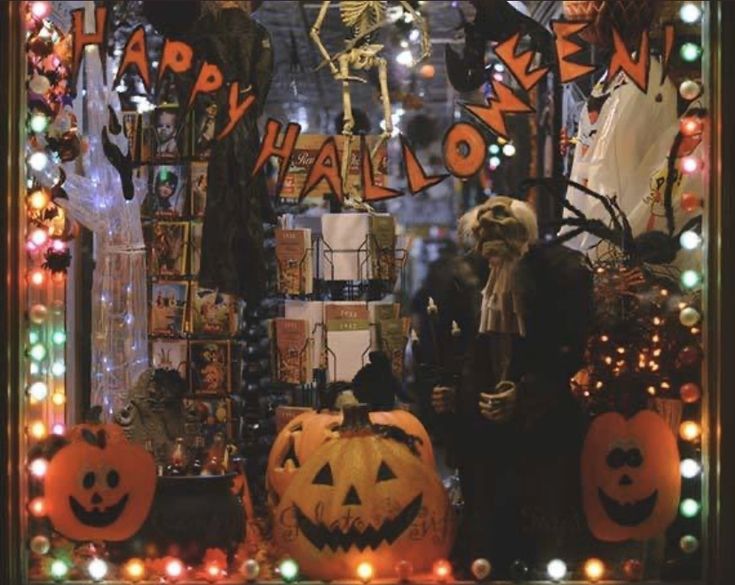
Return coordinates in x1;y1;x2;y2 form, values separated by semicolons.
310;1;430;203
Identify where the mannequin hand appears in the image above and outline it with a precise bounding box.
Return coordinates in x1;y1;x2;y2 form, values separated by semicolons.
432;385;456;414
479;381;517;422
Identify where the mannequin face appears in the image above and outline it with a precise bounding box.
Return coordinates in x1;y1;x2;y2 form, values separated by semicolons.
472;197;532;263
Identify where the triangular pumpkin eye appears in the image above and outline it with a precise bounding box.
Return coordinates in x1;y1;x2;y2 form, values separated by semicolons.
376;461;396;482
313;462;334;486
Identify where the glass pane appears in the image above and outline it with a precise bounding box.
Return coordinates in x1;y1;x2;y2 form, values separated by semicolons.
19;1;709;582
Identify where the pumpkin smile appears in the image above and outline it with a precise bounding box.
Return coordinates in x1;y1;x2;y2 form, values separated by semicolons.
294;494;423;552
69;494;130;527
598;488;658;526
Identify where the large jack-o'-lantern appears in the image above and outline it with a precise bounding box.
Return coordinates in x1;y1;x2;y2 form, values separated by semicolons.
274;404;453;580
581;410;680;542
267;408;434;506
45;425;157;542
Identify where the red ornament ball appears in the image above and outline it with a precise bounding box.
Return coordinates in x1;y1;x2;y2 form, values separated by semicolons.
680;382;702;403
420;63;436;79
622;559;643;581
681;192;701;213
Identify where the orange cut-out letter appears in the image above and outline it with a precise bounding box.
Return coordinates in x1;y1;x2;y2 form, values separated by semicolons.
217;82;256;140
114;26;151;93
159;39;194;80
299;137;343;201
253;119;302;191
443;122;487;179
70;7;108;87
607;28;650;93
662;24;675;84
361;136;401;202
462;80;534;140
553;21;595;84
494;32;550;92
400;135;448;194
187;62;224;108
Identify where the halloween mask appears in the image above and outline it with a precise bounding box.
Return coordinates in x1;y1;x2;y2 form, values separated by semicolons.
45;426;157;542
267;408;433;506
274;405;453;580
461;196;537;264
581;410;680;541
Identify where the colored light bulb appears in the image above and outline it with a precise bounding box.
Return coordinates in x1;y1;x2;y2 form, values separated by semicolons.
29;270;45;286
680;116;702;136
680;230;702;250
547;559;567;582
357;561;375;584
88;558;108;582
52;330;66;345
488;144;500;155
29;497;47;517
31;1;51;19
680;2;702;23
28;381;48;401
680;498;701;518
680;80;701;101
29;421;47;440
165;557;185;581
680;383;701;403
471;558;492;580
29;457;48;478
681;156;700;174
680;421;701;441
681;192;701;212
502;143;516;157
28;151;49;171
30;113;49;133
681;270;701;289
51;361;65;377
279;559;299;583
240;559;260;582
49;559;69;581
29;343;47;361
28;189;49;210
432;559;452;583
680;534;700;553
51;392;66;406
680;43;702;63
584;558;605;582
681;458;701;478
124;559;146;582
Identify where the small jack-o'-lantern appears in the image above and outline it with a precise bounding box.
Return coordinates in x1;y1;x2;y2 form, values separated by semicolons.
267;408;434;505
581;410;680;542
274;404;453;580
45;426;156;542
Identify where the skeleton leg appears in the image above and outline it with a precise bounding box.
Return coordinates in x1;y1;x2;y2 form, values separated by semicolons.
372;57;392;159
339;53;356;201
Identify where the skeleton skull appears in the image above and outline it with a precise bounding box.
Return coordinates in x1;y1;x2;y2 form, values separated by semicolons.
463;196;538;265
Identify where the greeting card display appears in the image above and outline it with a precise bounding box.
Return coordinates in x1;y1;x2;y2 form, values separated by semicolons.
151;339;188;381
190;221;203;275
150;281;189;337
276;228;313;295
325;302;371;382
273;318;311;385
144;165;188;218
190;161;208;218
189;341;231;395
190;283;237;337
193;100;218;159
284;300;325;370
121;111;142;162
149;104;186;161
378;318;411;378
146;221;189;277
369;214;397;281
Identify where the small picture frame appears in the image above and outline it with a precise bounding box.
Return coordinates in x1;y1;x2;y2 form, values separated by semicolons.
145;165;188;218
193;99;219;159
189;340;231;395
150;281;189;337
190;161;208;218
182;397;232;442
150;104;186;161
151;339;189;382
190;283;237;337
146;221;189;277
190;221;203;276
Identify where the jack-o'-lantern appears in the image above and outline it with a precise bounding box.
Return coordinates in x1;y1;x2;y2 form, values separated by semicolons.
45;426;156;542
67;405;127;444
274;404;453;580
581;410;680;541
267;408;434;505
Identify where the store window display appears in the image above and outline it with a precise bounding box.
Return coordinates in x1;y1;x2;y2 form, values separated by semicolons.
2;1;732;584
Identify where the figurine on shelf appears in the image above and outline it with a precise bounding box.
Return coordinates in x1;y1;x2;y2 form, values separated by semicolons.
165;437;189;476
428;196;594;576
310;1;430;203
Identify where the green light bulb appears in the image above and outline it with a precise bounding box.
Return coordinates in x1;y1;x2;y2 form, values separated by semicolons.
681;270;701;289
52;330;66;345
680;43;702;63
680;498;700;518
50;559;69;581
29;331;40;345
29;343;47;362
30;113;48;133
279;559;299;583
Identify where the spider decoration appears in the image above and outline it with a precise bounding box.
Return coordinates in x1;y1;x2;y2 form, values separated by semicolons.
521;176;703;415
310;1;430;204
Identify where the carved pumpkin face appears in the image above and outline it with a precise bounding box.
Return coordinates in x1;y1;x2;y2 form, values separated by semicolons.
274;406;453;580
45;428;156;542
581;410;680;542
267;409;434;506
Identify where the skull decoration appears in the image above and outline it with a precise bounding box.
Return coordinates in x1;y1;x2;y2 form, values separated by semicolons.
461;196;538;264
581;410;681;541
274;404;453;580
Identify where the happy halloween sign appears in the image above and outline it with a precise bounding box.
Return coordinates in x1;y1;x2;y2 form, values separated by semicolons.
73;7;678;202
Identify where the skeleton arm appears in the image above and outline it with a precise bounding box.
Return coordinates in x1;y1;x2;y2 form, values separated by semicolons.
310;1;339;76
400;1;431;62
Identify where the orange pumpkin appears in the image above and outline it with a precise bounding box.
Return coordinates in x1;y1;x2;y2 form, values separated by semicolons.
45;426;156;542
66;405;127;444
266;409;434;505
581;410;681;542
274;404;454;580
